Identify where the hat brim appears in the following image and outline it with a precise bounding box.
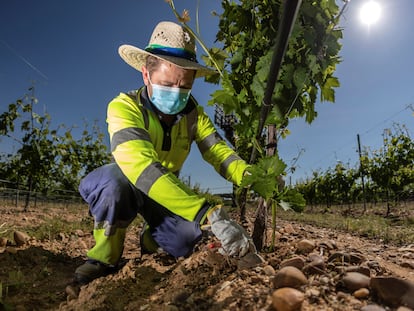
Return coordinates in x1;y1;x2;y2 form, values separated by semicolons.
118;44;216;78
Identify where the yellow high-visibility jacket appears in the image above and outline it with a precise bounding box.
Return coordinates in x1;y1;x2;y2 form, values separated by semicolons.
107;87;248;222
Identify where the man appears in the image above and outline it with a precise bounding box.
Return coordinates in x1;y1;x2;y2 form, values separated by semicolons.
72;21;258;286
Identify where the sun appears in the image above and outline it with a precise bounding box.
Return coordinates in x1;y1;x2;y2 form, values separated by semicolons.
360;1;382;25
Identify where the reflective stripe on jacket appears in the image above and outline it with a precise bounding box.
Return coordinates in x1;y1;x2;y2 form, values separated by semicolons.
107;87;248;221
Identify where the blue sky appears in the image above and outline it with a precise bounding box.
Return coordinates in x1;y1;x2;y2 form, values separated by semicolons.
1;0;413;193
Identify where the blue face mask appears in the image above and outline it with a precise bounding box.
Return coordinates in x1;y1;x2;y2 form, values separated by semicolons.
148;75;191;115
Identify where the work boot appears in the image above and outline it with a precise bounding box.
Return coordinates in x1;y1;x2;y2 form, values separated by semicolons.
74;260;117;285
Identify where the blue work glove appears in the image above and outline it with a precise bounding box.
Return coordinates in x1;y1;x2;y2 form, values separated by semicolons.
207;206;256;258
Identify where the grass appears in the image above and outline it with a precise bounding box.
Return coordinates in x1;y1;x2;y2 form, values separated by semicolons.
2;198;413;246
277;202;414;246
0;201;91;241
0;199;148;243
27;216;93;241
0;270;25;310
28;212;145;242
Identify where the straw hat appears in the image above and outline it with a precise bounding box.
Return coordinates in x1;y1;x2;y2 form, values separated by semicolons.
118;21;216;78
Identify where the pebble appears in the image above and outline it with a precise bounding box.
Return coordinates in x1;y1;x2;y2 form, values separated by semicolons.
79;240;88;249
319;276;330;285
370;276;414;309
328;252;364;265
280;256;305;270
272;287;304;311
349;297;363;307
263;265;276;276
296;239;316;254
341;272;370;291
282;224;295;234
337;291;348;300
250;275;262;284
75;229;85;237
238;252;265;269
345;265;371;277
366;260;385;274
306;288;320;297
0;237;7;247
273;266;308;289
14;231;30;246
353;287;370;299
65;284;80;300
6;246;18;254
303;255;325;275
319;240;336;250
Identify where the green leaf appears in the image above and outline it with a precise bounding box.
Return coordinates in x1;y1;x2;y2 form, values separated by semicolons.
241;155;287;199
230;50;244;65
209;89;238;111
293;67;307;89
321;77;339;102
325;76;340;88
280;63;295;89
280;188;306;212
278;200;291;211
307;54;320;76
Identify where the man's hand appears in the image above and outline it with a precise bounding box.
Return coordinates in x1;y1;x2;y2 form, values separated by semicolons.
207;206;256;258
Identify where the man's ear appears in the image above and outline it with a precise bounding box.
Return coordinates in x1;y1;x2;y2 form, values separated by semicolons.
142;66;149;86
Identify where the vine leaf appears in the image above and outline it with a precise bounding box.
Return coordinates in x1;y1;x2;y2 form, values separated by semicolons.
240;155;286;200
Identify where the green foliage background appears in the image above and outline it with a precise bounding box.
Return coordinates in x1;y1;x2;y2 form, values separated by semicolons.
204;0;343;160
295;124;414;213
0;88;111;195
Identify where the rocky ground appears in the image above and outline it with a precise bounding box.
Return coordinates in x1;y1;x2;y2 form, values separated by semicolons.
1;203;414;311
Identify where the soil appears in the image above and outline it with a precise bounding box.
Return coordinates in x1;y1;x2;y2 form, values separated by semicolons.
1;203;413;311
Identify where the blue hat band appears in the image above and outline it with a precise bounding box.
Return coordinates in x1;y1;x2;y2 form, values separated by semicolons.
145;46;198;63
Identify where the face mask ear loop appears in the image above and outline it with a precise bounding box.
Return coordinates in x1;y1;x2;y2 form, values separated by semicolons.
147;72;153;86
147;72;156;100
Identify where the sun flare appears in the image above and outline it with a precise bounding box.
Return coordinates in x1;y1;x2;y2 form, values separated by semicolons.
360;1;382;25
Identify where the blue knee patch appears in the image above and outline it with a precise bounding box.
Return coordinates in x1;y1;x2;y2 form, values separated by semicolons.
152;215;202;258
79;163;140;225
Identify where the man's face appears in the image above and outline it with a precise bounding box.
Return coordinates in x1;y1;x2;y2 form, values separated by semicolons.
142;61;196;97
